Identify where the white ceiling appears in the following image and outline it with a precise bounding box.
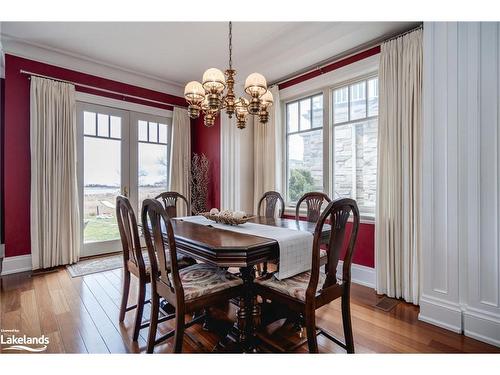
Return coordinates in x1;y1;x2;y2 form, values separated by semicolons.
1;22;418;89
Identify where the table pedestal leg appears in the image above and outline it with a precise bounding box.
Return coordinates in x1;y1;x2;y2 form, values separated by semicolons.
234;265;260;352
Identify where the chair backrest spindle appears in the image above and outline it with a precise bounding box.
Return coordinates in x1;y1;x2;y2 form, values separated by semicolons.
295;192;331;223
257;191;285;218
306;198;360;301
116;195;146;273
155;192;190;218
142;199;184;297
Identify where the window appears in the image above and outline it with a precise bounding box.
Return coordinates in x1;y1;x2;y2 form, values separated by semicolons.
83;111;122;244
284;75;379;217
286;94;323;203
137;119;170;209
333;77;378;214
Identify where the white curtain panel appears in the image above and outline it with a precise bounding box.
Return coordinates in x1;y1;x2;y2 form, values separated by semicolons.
30;76;80;269
375;29;423;305
169;107;191;216
253;85;283;214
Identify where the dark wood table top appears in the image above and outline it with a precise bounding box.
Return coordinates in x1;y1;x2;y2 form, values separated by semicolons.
167;216;330;268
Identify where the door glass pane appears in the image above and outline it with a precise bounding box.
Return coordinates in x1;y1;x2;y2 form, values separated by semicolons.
97;114;109;137
149;122;158;142
333;87;348;123
84;112;96;136
83;137;121;243
158;123;168;144
138;142;169;209
287;102;299;133
287;129;323;203
110;116;121;138
299;98;311;131
350;82;366;120
138;120;148;141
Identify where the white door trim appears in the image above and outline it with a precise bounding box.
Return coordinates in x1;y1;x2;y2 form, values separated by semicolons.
76;91;173;119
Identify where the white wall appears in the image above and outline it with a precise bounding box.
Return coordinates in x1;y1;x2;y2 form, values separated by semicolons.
421;22;500;347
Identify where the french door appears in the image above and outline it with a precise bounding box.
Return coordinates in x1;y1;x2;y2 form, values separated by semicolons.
77;102;171;257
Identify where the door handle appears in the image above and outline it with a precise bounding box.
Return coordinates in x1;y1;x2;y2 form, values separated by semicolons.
123;186;128;197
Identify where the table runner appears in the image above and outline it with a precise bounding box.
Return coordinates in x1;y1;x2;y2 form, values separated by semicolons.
177;216;313;279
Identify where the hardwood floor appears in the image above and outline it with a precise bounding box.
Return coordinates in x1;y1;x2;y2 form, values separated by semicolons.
1;266;499;354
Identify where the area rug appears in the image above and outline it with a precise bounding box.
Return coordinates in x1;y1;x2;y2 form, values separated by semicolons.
66;253;123;277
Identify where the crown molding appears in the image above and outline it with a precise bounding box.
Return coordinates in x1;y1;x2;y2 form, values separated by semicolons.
0;33;184;96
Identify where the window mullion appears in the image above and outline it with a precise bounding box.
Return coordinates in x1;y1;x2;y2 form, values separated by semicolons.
365;80;369;119
351;124;357;202
347;84;351;122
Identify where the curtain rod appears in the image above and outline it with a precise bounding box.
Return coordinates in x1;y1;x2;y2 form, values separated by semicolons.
270;23;423;87
19;70;185;109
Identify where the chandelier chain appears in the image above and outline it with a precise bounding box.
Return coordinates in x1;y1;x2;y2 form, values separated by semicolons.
228;21;232;70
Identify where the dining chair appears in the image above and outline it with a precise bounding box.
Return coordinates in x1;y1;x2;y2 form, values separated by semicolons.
141;199;243;353
257;191;285;276
295;192;331;223
255;198;360;353
155;191;190;217
116;195;196;342
257;191;285;219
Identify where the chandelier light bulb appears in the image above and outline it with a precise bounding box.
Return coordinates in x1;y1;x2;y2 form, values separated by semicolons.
244;72;267;97
184;81;205;104
202;68;226;93
260;90;274;109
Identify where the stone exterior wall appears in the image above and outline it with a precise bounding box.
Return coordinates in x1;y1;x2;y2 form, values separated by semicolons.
289;129;323;191
287;91;378;211
334;118;377;210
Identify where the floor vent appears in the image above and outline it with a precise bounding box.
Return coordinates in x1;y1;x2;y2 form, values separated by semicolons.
374;296;400;312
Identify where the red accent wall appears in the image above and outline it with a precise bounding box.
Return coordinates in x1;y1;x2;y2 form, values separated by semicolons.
3;51;376;268
2;54;186;257
284;214;374;268
191;116;220;210
345;222;375;268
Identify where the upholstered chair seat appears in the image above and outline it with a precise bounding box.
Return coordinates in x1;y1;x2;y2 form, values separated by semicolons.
256;271;327;302
171;263;243;300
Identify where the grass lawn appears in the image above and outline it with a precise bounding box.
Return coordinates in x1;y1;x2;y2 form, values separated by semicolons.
84;216;120;242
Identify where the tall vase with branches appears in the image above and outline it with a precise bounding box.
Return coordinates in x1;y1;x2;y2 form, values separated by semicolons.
190;153;210;214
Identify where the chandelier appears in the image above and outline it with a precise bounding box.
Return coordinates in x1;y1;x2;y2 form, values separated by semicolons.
183;22;273;129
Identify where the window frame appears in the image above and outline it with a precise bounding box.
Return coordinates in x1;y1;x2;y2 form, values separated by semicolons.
282;71;378;220
283;90;330;207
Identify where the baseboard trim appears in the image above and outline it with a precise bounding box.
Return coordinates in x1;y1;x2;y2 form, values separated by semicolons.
337;261;375;289
0;254;32;276
463;308;500;347
418;295;463;333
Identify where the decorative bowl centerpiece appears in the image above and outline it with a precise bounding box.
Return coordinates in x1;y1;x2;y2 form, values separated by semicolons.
200;208;249;226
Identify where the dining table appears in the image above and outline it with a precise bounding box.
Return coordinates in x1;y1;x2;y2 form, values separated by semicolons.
151;215;331;352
